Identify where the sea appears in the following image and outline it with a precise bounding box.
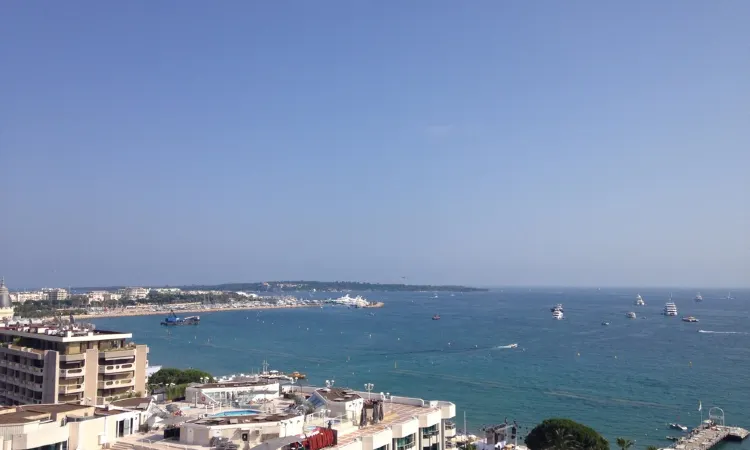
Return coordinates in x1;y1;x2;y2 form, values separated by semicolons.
91;288;750;449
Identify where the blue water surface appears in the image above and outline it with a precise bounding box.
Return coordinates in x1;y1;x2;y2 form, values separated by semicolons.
92;288;750;449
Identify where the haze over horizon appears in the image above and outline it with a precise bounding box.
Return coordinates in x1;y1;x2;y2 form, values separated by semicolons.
2;2;748;289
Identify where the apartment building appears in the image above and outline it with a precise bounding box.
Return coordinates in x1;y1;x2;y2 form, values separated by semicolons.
0;322;148;406
123;287;150;300
44;289;69;302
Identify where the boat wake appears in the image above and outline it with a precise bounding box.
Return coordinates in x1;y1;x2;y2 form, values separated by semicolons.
494;344;518;349
698;330;748;335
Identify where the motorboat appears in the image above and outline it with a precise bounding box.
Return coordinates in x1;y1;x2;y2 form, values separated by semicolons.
626;312;636;319
635;294;645;306
507;343;518;348
432;314;441;320
669;423;688;432
682;316;699;323
694;292;703;302
550;304;563;312
160;310;200;326
663;302;678;316
601;322;610;326
552;310;564;320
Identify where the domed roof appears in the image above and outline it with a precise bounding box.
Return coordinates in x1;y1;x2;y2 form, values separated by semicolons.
0;278;11;309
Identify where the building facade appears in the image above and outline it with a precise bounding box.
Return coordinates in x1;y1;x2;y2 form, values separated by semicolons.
44;289;69;302
0;402;143;450
0;323;148;406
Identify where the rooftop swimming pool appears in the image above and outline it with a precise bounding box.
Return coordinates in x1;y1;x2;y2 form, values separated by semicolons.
211;409;261;417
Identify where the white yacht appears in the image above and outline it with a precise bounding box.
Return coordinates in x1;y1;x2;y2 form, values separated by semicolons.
552;310;564;320
626;311;637;319
635;294;645;306
550;304;563;312
664;302;678;316
694;292;703;302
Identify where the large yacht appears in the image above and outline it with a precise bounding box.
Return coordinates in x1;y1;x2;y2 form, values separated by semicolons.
635;294;645;306
552;309;564;320
663;302;678;316
550;304;564;312
694;292;703;302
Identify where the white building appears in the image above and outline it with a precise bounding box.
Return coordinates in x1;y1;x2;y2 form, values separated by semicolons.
185;379;280;407
124;287;150;300
44;288;68;302
0;402;144;450
10;291;46;304
177;384;457;450
152;288;182;294
87;291;108;302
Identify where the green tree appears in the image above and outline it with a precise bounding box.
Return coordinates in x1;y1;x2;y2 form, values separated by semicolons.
645;446;658;450
615;438;634;450
525;419;608;450
149;368;183;386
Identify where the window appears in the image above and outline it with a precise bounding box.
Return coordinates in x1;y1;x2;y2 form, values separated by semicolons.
395;434;415;450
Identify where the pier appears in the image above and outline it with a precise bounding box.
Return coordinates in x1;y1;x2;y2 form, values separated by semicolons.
668;426;748;450
666;408;748;450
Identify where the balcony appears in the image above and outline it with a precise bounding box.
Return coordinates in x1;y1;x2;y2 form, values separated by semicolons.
100;348;136;360
98;378;134;389
60;353;85;362
99;363;134;374
59;384;84;394
20;365;44;376
60;367;85;377
25;381;45;391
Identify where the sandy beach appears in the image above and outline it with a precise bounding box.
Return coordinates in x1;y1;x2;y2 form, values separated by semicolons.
72;301;384;320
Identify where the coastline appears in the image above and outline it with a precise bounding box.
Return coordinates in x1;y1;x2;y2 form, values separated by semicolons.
73;301;385;320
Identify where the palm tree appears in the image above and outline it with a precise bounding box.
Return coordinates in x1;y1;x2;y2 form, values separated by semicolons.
616;438;634;450
546;429;580;450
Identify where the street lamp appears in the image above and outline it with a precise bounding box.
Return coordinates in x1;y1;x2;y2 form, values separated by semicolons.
325;379;335;389
364;383;374;400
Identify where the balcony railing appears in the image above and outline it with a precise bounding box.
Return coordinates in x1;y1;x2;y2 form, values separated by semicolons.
396;443;416;450
444;422;456;430
99;363;134;374
98;378;134;389
100;348;136;359
59;384;84;394
60;368;85;377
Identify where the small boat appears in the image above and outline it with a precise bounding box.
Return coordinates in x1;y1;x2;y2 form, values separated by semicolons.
694;292;703;302
626;312;637;319
682;316;699;323
635;294;646;306
432;314;441;320
669;423;688;432
601;322;610;326
507;343;518;348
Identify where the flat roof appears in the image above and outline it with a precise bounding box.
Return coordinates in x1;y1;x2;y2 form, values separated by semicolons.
18;403;89;414
189;412;300;426
330;402;442;450
0;327;132;342
0;403;91;425
316;388;362;402
111;397;153;410
198;380;278;389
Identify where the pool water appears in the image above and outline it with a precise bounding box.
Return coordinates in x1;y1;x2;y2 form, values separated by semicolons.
211;409;261;417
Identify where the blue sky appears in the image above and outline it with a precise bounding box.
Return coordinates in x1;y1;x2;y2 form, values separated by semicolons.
1;2;748;288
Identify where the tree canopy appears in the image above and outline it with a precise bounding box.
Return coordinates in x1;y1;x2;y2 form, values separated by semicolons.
525;418;609;450
149;368;214;386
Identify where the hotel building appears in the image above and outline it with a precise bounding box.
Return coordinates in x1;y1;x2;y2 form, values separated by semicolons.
0;322;148;406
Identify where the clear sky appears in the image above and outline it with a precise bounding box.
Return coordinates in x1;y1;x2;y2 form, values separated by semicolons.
1;1;748;289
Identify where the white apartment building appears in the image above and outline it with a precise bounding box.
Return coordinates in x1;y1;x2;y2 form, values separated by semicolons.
44;289;68;302
0;402;144;450
87;291;108;303
124;287;150;300
9;291;45;304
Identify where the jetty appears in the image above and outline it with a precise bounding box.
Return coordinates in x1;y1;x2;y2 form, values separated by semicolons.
666;408;748;450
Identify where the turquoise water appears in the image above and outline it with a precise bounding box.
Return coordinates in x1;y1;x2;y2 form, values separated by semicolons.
212;409;261;417
92;288;750;449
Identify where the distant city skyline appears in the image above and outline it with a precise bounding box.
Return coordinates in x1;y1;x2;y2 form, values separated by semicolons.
2;2;748;289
